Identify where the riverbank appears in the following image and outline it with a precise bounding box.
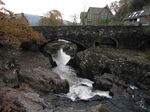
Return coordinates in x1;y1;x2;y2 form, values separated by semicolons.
68;47;150;111
72;47;150;91
0;46;150;112
0;48;69;111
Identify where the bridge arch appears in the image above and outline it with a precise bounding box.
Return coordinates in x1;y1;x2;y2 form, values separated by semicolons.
93;36;118;48
40;37;86;52
139;39;150;50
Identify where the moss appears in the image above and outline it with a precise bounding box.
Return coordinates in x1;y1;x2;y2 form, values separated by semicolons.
146;56;150;61
62;43;77;56
92;47;150;63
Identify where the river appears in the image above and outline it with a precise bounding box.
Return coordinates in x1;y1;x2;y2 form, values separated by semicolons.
52;48;111;101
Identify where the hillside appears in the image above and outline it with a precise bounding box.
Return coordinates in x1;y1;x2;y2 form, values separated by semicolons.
24;13;71;26
24;14;41;26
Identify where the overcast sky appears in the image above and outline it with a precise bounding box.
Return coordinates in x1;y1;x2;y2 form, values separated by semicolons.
4;0;118;22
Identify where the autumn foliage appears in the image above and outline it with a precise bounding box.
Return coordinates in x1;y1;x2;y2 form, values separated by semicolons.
39;10;64;26
0;0;45;49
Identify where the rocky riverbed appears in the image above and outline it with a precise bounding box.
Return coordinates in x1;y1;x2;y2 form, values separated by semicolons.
0;46;150;112
68;47;150;111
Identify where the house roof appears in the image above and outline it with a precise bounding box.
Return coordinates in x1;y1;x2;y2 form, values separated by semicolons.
80;12;87;18
125;8;150;20
88;7;103;14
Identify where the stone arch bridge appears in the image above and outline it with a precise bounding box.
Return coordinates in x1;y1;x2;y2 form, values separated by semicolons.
33;26;150;51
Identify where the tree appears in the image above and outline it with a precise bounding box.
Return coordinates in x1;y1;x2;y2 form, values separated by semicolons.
0;0;45;49
110;1;120;14
81;0;87;25
110;0;150;23
80;13;86;25
109;0;131;22
97;17;110;25
70;14;78;25
39;10;64;26
129;0;150;12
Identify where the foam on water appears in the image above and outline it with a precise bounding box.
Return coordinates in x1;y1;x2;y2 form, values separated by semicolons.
52;49;111;101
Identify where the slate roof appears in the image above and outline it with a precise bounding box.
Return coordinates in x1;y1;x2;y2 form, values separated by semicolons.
80;12;87;18
125;8;150;20
88;7;103;14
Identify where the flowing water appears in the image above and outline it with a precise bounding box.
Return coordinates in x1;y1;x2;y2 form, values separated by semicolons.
52;48;111;101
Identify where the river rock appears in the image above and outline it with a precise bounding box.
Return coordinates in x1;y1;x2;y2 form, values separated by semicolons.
42;49;57;67
86;104;109;112
42;44;58;67
42;93;147;112
15;50;69;95
93;73;120;91
92;73;141;101
15;50;52;70
137;72;150;91
67;56;78;68
20;41;43;52
75;47;150;91
0;48;19;88
0;86;50;112
93;78;113;91
19;66;69;95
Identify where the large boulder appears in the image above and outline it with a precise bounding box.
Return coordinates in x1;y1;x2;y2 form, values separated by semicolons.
0;87;50;112
137;72;150;91
42;93;147;112
15;50;52;70
42;47;57;67
0;48;19;88
93;73;141;101
93;78;113;91
75;47;150;91
15;51;69;95
19;66;69;95
93;73;123;91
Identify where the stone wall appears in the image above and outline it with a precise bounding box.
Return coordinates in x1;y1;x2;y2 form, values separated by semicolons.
33;26;150;50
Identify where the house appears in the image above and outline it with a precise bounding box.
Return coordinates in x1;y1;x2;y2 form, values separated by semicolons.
124;8;150;26
80;12;87;25
80;5;113;25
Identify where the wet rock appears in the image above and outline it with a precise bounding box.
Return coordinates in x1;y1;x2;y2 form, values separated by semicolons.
102;98;147;112
137;72;150;91
42;93;146;112
93;78;113;91
75;47;150;91
92;73;142;103
44;42;62;53
43;50;57;67
109;83;142;102
0;46;149;112
62;42;77;57
98;73;119;83
136;89;150;111
42;48;57;67
67;57;78;68
86;104;109;112
93;73;120;91
15;51;69;95
19;66;69;95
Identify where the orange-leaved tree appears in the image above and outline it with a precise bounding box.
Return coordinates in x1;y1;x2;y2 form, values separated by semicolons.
0;0;46;49
39;10;64;26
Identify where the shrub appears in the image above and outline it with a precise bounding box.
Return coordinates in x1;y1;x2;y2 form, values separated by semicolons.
0;0;46;49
